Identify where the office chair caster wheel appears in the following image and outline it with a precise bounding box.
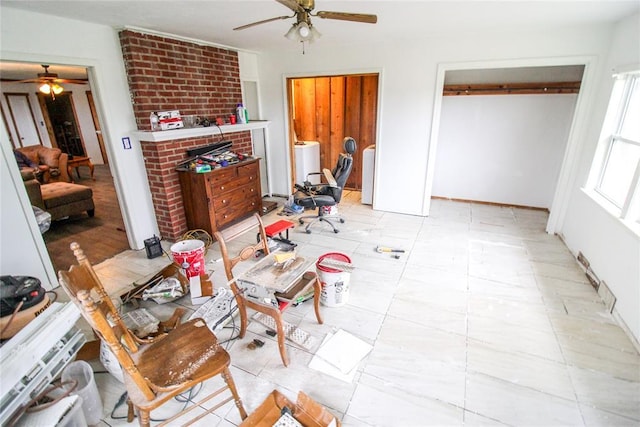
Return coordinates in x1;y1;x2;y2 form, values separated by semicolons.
305;229;311;234
340;219;345;223
299;219;304;225
333;229;339;233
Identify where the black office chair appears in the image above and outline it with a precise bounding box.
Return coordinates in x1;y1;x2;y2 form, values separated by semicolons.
293;137;356;233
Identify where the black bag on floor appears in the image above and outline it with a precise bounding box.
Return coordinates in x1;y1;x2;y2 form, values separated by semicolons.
0;276;46;317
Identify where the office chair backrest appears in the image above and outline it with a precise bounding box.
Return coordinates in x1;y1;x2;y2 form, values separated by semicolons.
328;137;356;203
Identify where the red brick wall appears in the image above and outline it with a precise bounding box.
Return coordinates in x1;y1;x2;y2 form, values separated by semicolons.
119;30;254;240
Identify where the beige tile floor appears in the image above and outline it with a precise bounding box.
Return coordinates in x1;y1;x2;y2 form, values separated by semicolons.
62;193;640;426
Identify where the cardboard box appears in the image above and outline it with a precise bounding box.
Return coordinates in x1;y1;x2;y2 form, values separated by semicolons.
241;390;340;427
157;110;184;130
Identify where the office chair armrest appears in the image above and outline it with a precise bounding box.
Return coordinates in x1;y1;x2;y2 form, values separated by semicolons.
322;168;338;188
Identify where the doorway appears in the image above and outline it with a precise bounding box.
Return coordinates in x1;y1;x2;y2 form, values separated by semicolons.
38;92;86;157
287;73;379;191
0;60;128;271
425;60;592;233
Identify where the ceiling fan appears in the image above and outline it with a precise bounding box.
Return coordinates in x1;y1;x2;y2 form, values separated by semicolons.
16;65;87;99
234;0;377;45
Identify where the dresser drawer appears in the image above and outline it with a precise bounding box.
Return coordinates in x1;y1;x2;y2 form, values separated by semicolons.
215;196;262;228
212;188;246;210
238;161;258;177
210;167;237;185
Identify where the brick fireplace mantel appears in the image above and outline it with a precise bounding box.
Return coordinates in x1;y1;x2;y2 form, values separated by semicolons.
132;120;271;142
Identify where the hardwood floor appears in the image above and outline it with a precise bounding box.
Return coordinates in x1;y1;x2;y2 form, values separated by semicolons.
43;164;130;272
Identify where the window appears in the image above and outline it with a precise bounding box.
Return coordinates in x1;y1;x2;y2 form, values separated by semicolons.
589;70;640;228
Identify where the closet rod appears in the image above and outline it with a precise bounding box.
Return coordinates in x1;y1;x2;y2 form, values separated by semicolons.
443;81;581;96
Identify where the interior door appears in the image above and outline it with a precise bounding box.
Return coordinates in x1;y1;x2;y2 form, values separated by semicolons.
5;94;42;148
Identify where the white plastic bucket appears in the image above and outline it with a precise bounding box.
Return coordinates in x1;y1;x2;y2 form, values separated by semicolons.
316;253;351;307
170;240;205;278
62;360;103;425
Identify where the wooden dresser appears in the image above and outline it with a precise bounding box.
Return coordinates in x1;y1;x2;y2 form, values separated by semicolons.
178;158;262;237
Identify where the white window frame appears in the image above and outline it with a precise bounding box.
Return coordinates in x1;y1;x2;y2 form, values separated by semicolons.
588;70;640;231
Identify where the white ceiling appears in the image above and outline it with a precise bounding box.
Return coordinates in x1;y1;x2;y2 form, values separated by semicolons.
0;1;637;80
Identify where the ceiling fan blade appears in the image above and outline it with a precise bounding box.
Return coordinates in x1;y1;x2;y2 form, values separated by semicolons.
233;15;291;31
14;77;87;84
56;78;88;84
316;11;377;24
275;0;305;13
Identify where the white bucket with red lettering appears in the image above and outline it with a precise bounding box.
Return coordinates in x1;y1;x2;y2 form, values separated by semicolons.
171;240;208;302
171;240;205;278
316;252;351;307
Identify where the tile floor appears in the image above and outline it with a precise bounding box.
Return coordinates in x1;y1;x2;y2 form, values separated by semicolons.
60;193;640;426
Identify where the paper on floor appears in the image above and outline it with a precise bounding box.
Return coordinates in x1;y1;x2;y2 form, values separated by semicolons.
309;329;373;382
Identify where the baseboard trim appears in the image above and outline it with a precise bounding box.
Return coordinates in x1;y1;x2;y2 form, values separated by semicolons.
431;196;549;212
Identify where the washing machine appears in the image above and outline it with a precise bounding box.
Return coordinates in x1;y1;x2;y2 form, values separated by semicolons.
294;141;320;185
361;145;375;204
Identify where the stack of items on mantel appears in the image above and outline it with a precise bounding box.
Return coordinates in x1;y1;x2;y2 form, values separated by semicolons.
149;105;250;131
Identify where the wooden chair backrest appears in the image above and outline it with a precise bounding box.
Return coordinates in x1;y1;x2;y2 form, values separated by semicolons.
59;285;157;401
58;242;139;351
214;213;270;282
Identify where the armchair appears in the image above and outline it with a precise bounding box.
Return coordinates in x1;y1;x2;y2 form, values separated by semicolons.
15;145;70;183
293;137;356;233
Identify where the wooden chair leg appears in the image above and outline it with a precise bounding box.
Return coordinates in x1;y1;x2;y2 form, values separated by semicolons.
313;275;324;325
222;367;248;419
138;409;151;427
273;312;289;367
127;398;135;423
233;291;248;338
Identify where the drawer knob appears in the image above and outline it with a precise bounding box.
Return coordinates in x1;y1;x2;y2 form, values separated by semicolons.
220;186;225;190
222;199;227;204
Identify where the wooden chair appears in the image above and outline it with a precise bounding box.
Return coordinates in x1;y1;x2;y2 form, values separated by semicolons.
214;213;323;367
58;243;247;426
61;242;184;348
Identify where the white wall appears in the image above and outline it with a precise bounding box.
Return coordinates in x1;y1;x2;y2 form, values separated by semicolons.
0;81;104;164
255;21;640;342
432;94;577;208
560;13;640;341
256;26;613;217
0;7;158;288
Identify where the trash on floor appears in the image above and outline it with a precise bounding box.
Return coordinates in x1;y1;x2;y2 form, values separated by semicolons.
309;329;372;383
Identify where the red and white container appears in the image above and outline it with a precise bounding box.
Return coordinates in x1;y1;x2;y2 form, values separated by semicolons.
171;240;208;304
316;252;351;307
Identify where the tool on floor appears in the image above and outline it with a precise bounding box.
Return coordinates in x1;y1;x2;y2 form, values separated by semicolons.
375;246;405;254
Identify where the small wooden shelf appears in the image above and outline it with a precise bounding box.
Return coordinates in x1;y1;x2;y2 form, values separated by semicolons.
132;120;271;142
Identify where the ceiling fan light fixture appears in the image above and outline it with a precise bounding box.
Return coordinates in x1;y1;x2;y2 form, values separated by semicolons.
39;83;51;94
285;23;299;41
51;84;64;95
297;21;311;40
309;25;321;41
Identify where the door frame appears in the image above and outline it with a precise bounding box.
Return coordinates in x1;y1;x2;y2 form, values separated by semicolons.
426;56;597;233
86;91;108;164
37;91;87;156
283;70;382;197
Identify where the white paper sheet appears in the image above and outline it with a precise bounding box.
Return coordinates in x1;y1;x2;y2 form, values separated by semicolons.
313;329;373;374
